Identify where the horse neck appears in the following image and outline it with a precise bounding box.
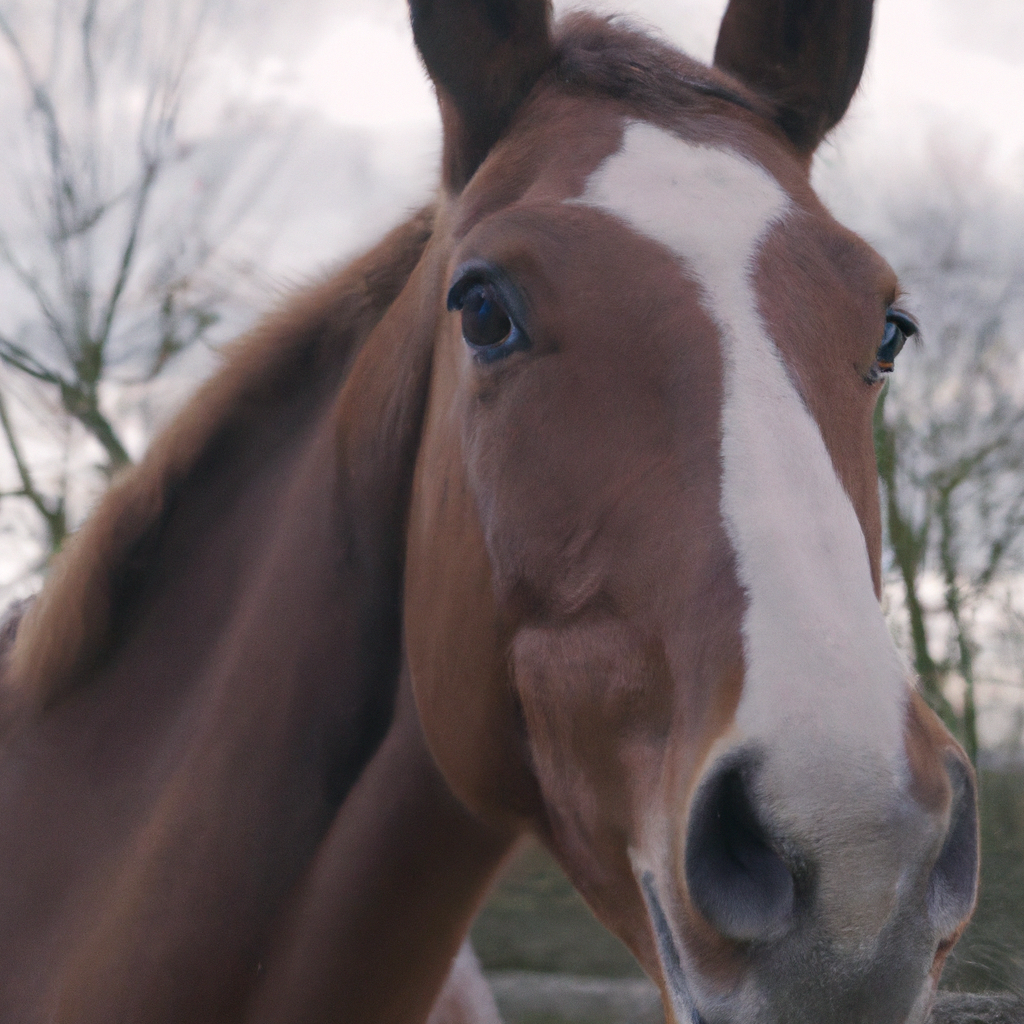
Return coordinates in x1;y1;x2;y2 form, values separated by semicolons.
0;218;483;1024
247;676;515;1024
21;380;438;1022
240;218;517;1023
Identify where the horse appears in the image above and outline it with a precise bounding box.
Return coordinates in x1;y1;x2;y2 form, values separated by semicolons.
0;0;981;1022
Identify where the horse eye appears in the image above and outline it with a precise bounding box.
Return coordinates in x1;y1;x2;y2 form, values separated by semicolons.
455;283;512;350
877;309;919;373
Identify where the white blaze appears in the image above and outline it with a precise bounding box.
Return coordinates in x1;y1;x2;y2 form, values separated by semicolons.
574;121;908;782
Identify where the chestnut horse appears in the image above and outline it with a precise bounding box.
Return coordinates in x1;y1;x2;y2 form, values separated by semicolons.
0;0;979;1022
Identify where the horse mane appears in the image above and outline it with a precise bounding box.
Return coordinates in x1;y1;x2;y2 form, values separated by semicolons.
6;207;435;714
553;14;775;131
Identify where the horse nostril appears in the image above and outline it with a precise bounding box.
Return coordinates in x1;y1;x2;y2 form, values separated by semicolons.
927;755;979;939
685;754;795;942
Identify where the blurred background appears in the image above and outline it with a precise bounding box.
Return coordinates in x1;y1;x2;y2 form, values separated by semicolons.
0;1;1020;1020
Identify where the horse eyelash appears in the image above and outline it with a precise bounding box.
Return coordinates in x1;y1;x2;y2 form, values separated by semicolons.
891;306;923;348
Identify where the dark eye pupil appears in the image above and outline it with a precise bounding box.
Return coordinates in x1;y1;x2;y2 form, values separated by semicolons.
461;285;511;348
877;310;917;373
877;321;904;372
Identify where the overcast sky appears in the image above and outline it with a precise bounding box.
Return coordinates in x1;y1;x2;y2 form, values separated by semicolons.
244;0;1024;166
201;0;1023;281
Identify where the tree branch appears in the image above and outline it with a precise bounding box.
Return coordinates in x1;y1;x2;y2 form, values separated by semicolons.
875;393;957;727
0;336;128;472
0;231;69;349
0;335;67;387
0;9;79;249
60;385;131;471
0;386;66;551
936;485;978;763
94;157;159;361
81;0;99;107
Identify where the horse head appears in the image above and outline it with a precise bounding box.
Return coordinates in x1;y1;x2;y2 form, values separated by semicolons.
403;2;978;1022
0;2;979;1022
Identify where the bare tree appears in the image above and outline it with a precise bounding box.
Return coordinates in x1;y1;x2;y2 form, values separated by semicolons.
0;0;282;563
874;146;1024;763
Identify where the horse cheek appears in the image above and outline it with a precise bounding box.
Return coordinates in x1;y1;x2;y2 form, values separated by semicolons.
405;373;542;830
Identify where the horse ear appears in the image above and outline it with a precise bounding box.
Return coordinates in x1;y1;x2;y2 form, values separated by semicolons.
409;0;554;191
713;0;874;154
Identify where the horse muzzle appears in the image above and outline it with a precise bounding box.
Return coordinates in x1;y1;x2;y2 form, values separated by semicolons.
636;740;979;1024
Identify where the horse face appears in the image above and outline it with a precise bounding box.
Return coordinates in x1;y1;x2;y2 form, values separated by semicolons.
404;4;978;1023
